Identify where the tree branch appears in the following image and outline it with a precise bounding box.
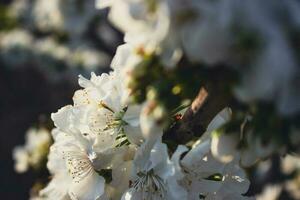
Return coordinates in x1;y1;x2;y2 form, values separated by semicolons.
164;78;232;144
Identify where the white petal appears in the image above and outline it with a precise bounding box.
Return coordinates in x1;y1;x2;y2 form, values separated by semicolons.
110;161;133;199
123;125;144;145
96;0;113;9
78;74;94;88
93;147;128;170
211;133;238;163
51;105;73;132
121;189;141;200
140;103;163;140
110;43;132;70
167;145;188;200
40;173;71;200
151;142;173;179
47;144;67;174
69;171;105;200
207;107;232;133
182;139;211;169
191;179;223;195
133;136;160;172
123;105;141;127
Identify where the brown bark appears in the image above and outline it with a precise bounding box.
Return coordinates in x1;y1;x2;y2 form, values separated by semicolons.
164;81;232;144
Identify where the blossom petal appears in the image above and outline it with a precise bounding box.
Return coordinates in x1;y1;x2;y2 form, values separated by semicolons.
69;171;105;200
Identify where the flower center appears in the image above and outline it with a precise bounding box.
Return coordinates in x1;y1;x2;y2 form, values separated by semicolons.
132;169;167;199
63;149;96;183
99;101;128;132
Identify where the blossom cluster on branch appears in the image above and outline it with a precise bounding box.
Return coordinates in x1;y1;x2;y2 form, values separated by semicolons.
12;0;300;199
37;74;252;200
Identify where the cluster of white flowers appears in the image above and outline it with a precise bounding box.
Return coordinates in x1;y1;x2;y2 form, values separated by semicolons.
13;127;51;173
1;0;120;82
0;29;110;81
36;68;252;200
12;0;300;199
9;0;97;37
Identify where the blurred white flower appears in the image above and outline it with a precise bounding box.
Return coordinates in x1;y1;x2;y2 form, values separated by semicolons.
34;38;70;62
33;0;63;31
13;127;51;173
206;108;277;166
211;126;277;167
59;0;98;37
281;154;300;175
32;0;97;37
285;173;300;199
0;29;33;66
13;146;30;173
99;0;182;67
99;0;169;50
256;184;282;200
239;133;277;167
110;43;142;73
8;0;32;20
68;47;110;70
139;101;165;140
178;0;232;65
199;107;237;163
0;28;110;79
211;133;238;164
110;43;147;96
253;159;272;184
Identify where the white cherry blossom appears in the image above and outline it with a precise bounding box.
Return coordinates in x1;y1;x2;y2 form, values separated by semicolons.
122;136;188;200
71;72;144;146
